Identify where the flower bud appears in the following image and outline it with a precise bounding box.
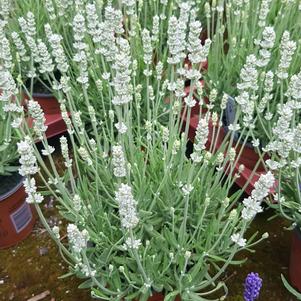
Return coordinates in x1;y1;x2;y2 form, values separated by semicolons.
262;232;269;239
185;251;191;259
229;209;237;221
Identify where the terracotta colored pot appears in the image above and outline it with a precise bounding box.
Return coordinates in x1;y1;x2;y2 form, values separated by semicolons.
24;92;61;115
24;92;68;139
0;173;35;249
289;227;301;292
27;113;68;139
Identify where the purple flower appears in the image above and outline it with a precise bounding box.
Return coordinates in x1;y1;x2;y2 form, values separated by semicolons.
243;272;262;301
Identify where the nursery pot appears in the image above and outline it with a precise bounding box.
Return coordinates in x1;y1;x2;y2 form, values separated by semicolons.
23;92;61;115
0;173;35;249
24;91;68;139
32;92;61;115
289;227;301;292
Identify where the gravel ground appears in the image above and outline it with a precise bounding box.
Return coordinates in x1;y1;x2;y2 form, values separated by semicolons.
0;208;297;301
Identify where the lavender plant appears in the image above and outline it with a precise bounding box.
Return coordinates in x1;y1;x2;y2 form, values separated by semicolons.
2;2;277;300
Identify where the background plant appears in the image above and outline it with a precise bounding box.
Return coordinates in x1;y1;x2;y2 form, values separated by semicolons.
265;87;301;228
0;19;23;176
0;89;20;176
4;0;208;122
205;0;301;145
254;72;301;297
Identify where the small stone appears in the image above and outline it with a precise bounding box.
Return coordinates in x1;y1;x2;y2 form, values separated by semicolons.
38;247;49;256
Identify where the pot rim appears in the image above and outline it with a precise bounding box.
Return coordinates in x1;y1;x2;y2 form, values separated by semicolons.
0;173;25;202
32;92;55;98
